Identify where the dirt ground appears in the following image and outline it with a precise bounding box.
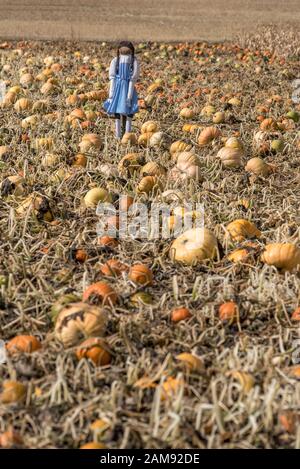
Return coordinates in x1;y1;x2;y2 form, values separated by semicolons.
0;0;299;42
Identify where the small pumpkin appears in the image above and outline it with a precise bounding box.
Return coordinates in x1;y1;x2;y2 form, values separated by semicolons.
0;146;10;159
182;123;193;132
0;381;26;404
119;195;134;212
198;126;221;146
75;337;111;366
79;133;102;153
172;160;202;182
171;307;191;323
83;187;111;208
138;132;153;147
14;97;32;113
225;136;243;150
170;228;218;265
80;442;107;449
16;194;53;222
129;264;153;285
118;153;144;177
140;161;166;177
33;137;53;151
228;97;241;106
136;175;162;195
100;259;128;277
121;132;137;145
73;249;88;263
141;120;159;133
245;157;272;177
174;151;199;165
161;376;184;401
82;281;117;306
270;139;284;153
41;80;56;95
200;104;215;116
279;411;297;434
291;307;300;321
149;131;164;147
97;235;118;248
175;353;203;372
130;292;153;306
0;429;23;448
1;91;17;107
72;153;87;167
226;219;261;242
261;243;300;272
227;248;251;263
55;302;107;347
169;140;192;156
161;189;184;203
1;175;24;197
41;153;60;167
230;371;254;393
179;107;195;119
217;147;243;168
260;117;278;131
212;111;225;124
6;335;41;354
219;301;238;323
68;108;86;122
21;114;38;129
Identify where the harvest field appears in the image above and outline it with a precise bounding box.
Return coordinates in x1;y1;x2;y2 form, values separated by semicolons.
0;26;300;449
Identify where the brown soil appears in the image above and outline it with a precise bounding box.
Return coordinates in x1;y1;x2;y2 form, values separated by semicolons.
0;0;299;42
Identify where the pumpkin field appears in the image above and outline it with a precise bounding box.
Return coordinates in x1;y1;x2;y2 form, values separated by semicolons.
0;26;300;449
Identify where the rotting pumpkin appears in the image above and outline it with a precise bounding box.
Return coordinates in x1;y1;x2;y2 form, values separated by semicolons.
54;302;107;347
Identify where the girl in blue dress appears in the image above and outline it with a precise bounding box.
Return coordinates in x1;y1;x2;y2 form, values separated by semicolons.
103;41;139;139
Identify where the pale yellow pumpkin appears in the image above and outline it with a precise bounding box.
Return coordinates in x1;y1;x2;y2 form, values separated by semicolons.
170;228;218;265
217;147;243;168
261;243;300;272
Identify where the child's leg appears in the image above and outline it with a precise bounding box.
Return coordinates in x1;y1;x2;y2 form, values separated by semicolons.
125;115;132;133
121;115;126;137
115;114;121;139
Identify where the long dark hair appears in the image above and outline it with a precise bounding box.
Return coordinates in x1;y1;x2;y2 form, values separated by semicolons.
116;41;135;76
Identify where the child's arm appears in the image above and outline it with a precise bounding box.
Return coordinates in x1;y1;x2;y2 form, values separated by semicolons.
127;58;139;102
108;58;117;100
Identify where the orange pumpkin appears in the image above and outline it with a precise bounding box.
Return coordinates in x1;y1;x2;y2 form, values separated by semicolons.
128;264;153;285
83;281;117;306
97;236;118;248
0;429;23;448
100;259;128;277
72;153;87;167
171;307;191;323
219;301;238;323
75;337;111;366
0;381;26;404
291;307;300;321
6;335;41;354
80;442;107;449
119;195;134;212
73;249;88;263
279;411;296;433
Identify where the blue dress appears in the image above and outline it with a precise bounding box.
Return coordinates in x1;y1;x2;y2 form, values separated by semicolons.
103;57;139;116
